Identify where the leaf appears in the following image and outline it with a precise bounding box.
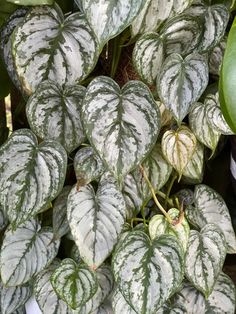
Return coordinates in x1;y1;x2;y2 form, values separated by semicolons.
67;173;126;269
0;129;67;227
0;205;8;231
157;53;209;122
161;126;197;178
160;15;203;56
34;260;71;314
131;0;173;37
73;146;105;187
81;0;145;46
26;81;86;153
7;0;53;4
185;223;227;297
209;37;226;76
112;287;136;314
149;208;190;252
52;186;71;240
185;184;236;254
133;32;165;85
0;281;31;314
171;0;193;14
0;218;60;286
12;4;99;95
157;101;173;127
189;102;221;152
112;230;184;313
50;258;98;310
82;76;161;183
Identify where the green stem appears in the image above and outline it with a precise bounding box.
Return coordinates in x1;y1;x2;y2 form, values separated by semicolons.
164;173;177;208
156;190;174;207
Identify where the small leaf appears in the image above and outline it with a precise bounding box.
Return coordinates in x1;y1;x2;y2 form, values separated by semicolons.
51;258;98;310
161;126;197;178
0;129;67;227
185;224;227;297
0;218;60;286
81;0;145;46
112;230;184;313
149;208;190;252
186;184;236;253
26;81;86;153
157;53;209;122
74;146;105;187
157;101;173;127
67;173;126;269
0;281;31;314
52;186;71;239
82;76;161;183
12;4;99;95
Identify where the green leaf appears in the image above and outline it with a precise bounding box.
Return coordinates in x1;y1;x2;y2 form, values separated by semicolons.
0;281;31;314
81;0;145;46
112;230;184;313
7;0;54;4
50;258;98;310
67;173;126;269
186;184;236;253
12;4;99;95
209;37;226;76
112;287;136;314
73;146;105;187
26;81;86;153
161;126;197;178
157;53;209;122
82;76;161;183
185;223;227;297
149;208;190;252
0;218;60;286
52;186;71;240
34;260;70;314
0;129;67;228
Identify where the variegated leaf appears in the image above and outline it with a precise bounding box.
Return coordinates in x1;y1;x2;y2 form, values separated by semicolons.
182;141;204;183
26;81;86;153
112;287;136;314
149;208;190;252
50;258;98;310
156;301;186;314
161;126;197;177
81;0;145;46
174;189;194;206
185;224;227;297
74;146;105;187
205;94;234;135
157;53;209;122
34;259;71;314
82;76;160;183
0;129;67;227
70;244;81;264
67;173;126;269
12;4;99;95
0;205;8;231
189;102;221;152
0;281;31;314
112;230;184;313
96;300;113;314
209;38;226;76
157;101;173;127
0;218;60;286
133;32;165;85
53;186;71;240
131;0;173;37
160;15;203;56
186;184;236;253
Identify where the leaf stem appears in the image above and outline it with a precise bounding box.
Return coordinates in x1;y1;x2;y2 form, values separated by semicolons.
164;173;177;208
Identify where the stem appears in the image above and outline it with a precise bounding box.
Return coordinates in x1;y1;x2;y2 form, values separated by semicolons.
164;173;177;208
140;165;173;224
156;190;174;207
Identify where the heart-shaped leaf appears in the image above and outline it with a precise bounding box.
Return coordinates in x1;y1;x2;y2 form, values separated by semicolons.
67;173;126;269
157;53;209;122
209;38;226;76
0;218;60;286
112;230;184;313
51;258;98;310
82;76;161;183
186;184;236;254
0;281;31;314
185;224;227;297
74;146;105;187
26;81;86;153
81;0;145;46
133;32;165;85
161;126;197;178
149;208;190;252
112;287;136;314
12;4;99;95
0;129;67;228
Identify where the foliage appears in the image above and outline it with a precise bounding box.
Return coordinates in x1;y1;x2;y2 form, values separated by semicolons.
0;0;236;313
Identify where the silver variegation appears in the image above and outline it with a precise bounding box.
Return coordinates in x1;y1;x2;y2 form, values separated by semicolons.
112;287;136;314
209;38;226;76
